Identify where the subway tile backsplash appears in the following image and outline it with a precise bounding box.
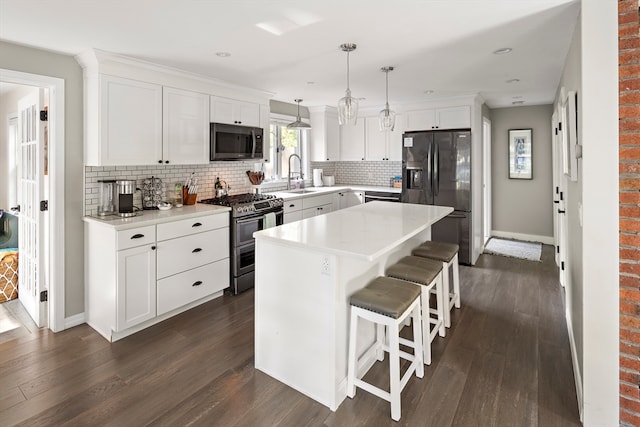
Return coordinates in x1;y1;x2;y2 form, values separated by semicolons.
84;160;402;216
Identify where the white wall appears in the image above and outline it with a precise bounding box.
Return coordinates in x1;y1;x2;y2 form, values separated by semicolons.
490;104;554;242
0;40;85;318
554;1;619;424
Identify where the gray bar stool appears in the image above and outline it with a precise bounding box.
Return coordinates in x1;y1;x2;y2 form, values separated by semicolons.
347;276;424;422
412;241;460;328
386;256;446;365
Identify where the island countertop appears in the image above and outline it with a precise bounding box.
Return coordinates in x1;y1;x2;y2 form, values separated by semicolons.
254;201;453;261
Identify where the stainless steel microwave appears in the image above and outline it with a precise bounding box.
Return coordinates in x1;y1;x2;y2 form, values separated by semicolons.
210;123;264;161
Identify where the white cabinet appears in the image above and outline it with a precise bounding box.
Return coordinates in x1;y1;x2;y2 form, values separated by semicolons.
337;191;364;209
365;115;405;161
405;106;470;131
116;243;157;331
302;204;333;219
284;199;303;224
84;211;230;342
162;87;210;165
309;107;340;161
339;120;366;161
302;194;334;218
210;95;260;127
95;75;163;166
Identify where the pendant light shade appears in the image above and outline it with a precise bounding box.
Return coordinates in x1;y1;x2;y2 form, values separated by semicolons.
379;66;396;132
287;99;311;130
337;43;359;126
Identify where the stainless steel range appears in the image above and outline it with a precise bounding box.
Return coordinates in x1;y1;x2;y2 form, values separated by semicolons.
200;193;284;294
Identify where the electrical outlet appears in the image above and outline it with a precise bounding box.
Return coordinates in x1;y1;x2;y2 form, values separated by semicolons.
321;256;331;275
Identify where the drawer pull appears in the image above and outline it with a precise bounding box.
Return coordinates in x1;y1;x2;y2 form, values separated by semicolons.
131;234;145;239
192;280;203;287
192;222;202;227
192;248;202;253
151;246;156;250
289;204;295;208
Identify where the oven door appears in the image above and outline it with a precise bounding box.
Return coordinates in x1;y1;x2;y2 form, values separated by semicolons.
234;242;255;277
234;210;284;247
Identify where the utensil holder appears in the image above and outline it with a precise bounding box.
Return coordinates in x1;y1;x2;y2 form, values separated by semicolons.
183;188;197;205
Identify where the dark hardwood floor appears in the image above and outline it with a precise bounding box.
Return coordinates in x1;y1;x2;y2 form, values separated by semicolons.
0;246;581;426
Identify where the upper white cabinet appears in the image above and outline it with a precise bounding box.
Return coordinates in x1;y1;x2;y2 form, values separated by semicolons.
97;75;163;166
162;87;210;165
339;120;366;161
365;115;405;161
405;106;470;131
309;107;340;161
210;96;260;127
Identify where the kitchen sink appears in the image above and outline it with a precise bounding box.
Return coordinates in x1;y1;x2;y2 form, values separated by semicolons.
282;189;317;194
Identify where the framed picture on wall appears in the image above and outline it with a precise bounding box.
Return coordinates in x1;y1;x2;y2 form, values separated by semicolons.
508;128;533;179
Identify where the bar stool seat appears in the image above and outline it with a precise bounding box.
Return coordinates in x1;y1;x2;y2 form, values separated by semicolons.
412;241;460;328
347;277;424;421
386;256;446;365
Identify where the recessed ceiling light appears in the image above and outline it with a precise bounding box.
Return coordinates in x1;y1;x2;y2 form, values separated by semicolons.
493;48;513;55
307;81;315;85
216;52;231;58
506;78;520;83
424;90;434;95
512;101;525;105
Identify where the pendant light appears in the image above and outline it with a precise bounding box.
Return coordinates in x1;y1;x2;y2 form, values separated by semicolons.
379;66;396;131
337;43;359;126
287;99;311;130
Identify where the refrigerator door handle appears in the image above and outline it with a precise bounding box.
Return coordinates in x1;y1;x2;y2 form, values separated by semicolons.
426;146;432;197
434;143;440;196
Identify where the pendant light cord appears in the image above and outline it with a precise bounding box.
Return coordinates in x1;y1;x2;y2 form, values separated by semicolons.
385;69;389;109
346;51;351;92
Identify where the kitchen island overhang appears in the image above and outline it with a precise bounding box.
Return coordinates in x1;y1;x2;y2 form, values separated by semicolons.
253;201;453;411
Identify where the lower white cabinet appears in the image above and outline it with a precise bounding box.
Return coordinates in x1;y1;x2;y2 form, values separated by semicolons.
116;244;157;331
284;199;303;224
337;191;364;209
302;204;333;219
85;211;229;342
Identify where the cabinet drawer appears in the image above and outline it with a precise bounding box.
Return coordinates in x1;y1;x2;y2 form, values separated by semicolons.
157;213;228;241
157;259;229;316
156;228;229;279
284;199;302;213
117;225;156;251
302;194;334;209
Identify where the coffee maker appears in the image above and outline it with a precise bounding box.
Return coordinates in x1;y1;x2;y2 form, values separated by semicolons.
116;180;137;217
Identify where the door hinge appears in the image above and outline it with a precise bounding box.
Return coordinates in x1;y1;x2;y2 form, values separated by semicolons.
40;200;48;211
40;110;48;121
561;261;565;271
40;290;48;302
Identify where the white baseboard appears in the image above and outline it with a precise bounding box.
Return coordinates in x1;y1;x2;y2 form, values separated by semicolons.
566;308;584;422
490;230;554;245
64;312;86;329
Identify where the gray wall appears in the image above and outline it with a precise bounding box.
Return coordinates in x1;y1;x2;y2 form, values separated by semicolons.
490;104;554;239
0;40;85;317
556;13;583;393
270;99;309;119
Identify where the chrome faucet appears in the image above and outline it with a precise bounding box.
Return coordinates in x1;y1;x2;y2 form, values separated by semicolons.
287;154;304;190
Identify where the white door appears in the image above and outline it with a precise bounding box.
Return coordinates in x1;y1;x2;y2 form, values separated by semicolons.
17;89;47;326
482;117;492;246
557;102;569;288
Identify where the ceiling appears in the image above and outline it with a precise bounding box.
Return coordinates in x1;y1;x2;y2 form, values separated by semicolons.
0;0;580;109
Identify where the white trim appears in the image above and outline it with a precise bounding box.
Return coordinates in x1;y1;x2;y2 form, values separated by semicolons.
0;68;66;333
566;309;584;422
489;230;554;246
64;312;86;329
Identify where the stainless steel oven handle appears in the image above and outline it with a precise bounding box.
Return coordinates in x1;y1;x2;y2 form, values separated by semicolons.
236;216;261;224
365;195;400;201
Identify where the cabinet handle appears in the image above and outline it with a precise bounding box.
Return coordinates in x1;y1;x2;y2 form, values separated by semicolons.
192;222;202;227
289;204;295;208
151;246;156;250
192;248;202;253
158;160;162;164
165;160;169;164
131;234;144;239
192;280;203;287
326;158;329;161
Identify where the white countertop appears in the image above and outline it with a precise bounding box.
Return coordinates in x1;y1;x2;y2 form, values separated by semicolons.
267;185;400;201
254;201;452;261
82;204;230;230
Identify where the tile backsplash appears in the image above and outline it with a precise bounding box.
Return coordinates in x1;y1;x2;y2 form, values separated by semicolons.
84;160;402;216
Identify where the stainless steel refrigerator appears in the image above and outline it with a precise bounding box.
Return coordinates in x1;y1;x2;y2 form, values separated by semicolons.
401;130;471;264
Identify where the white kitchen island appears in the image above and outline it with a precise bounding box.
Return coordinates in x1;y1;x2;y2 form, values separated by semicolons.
253;201;452;411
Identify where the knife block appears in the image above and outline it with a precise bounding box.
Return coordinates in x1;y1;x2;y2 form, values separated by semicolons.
182;188;197;205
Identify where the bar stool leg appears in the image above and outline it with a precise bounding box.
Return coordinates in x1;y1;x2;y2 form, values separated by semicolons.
435;272;446;337
376;323;385;361
442;261;451;328
420;285;432;365
347;310;358;398
388;322;401;421
452;253;460;308
412;303;425;378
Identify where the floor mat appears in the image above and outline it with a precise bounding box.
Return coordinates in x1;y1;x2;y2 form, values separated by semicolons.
484;237;542;262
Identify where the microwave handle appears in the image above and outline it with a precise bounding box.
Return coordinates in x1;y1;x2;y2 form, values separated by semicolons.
251;129;256;157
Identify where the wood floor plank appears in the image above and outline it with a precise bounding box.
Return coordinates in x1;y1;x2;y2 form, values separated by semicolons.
0;245;581;426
